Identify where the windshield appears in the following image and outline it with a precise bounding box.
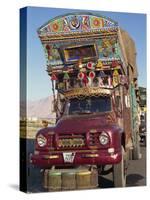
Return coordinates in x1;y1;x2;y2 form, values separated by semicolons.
64;96;111;115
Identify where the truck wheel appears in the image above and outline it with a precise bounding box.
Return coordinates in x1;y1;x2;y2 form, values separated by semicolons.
129;149;133;160
113;146;126;187
144;137;146;147
132;134;141;160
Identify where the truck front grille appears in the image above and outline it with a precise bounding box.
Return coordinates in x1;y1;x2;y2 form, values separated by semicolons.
58;133;86;148
89;132;100;146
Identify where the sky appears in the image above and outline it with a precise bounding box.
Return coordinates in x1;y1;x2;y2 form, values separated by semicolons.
24;6;146;101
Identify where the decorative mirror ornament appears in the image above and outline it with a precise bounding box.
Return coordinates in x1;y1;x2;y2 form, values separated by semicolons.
113;69;119;87
69;16;80;30
78;72;85;80
51;73;58;81
89;71;95;79
63;72;70;80
87;62;94;70
96;60;103;70
112;60;118;68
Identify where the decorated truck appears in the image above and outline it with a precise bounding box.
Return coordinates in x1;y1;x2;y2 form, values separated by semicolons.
31;13;141;188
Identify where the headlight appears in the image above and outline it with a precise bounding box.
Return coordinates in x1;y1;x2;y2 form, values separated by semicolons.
99;132;109;145
37;134;47;147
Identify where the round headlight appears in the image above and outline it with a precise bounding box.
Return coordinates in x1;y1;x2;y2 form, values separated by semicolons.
99;132;109;145
37;134;47;147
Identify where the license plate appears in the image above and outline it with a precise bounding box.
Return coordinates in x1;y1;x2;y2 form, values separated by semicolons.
63;152;75;163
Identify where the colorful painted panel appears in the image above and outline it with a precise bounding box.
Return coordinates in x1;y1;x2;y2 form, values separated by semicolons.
90;16;104;29
97;37;121;60
42;37;122;66
38;14;118;35
49;18;64;32
43;44;63;65
38;14;120;67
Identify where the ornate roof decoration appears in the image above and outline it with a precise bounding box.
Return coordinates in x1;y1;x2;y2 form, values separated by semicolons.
38;13;118;36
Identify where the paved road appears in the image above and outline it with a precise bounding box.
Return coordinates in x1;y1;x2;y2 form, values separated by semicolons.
127;145;146;187
23;139;146;192
99;144;146;188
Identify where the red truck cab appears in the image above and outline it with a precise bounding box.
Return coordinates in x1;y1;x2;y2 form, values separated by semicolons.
31;93;124;167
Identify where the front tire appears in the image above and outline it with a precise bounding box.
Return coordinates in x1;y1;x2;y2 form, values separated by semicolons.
132;133;141;160
113;146;126;187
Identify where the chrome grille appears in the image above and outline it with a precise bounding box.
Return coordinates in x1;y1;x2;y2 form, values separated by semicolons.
58;133;85;148
89;132;100;146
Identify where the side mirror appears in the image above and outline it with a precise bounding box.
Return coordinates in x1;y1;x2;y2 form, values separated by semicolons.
41;120;48;128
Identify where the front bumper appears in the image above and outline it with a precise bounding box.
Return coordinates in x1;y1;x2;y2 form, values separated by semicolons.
30;149;122;168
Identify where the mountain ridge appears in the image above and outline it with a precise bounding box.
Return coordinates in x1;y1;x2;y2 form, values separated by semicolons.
27;96;55;118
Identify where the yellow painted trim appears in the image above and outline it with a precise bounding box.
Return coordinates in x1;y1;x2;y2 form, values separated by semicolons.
47;149;98;154
64;87;111;99
83;154;99;158
49;155;59;159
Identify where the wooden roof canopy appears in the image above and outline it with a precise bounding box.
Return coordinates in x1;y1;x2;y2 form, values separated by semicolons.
37;12;122;69
37;12;138;91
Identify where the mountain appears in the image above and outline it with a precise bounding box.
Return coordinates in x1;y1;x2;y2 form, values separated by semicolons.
27;96;56;119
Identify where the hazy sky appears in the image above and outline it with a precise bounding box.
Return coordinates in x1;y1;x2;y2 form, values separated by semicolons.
25;7;146;101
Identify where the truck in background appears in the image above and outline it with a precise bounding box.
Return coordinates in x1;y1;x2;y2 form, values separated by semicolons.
139;87;146;146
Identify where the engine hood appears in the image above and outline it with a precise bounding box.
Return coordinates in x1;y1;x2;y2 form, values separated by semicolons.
55;112;117;133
